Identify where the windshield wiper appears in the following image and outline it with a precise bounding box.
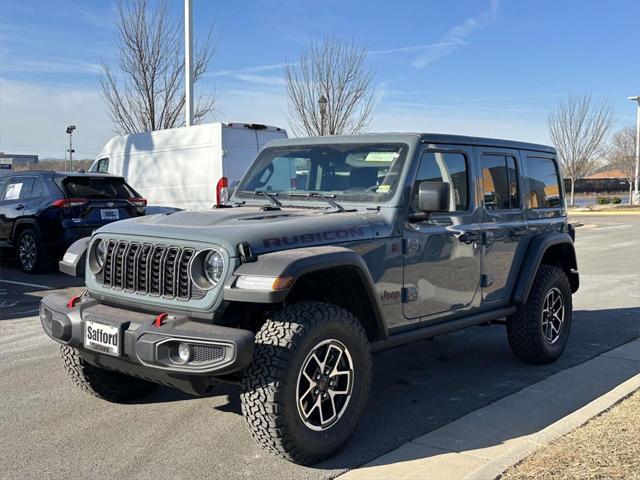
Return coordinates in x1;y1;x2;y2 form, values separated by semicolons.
242;190;282;208
289;192;351;212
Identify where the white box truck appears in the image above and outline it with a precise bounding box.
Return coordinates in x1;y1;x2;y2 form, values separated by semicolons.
89;122;287;211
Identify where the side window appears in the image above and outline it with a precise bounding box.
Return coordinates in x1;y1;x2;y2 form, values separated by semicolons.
413;151;469;211
96;158;109;173
524;157;562;208
30;178;46;198
481;155;520;210
18;177;35;199
3;178;30;201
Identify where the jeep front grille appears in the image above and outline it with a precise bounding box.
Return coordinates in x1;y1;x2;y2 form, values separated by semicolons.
100;240;206;300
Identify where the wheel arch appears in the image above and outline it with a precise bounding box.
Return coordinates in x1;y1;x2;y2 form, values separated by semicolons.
12;218;41;244
223;246;388;342
512;232;579;304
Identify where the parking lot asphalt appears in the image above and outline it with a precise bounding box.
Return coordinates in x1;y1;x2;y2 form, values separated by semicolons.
1;215;639;480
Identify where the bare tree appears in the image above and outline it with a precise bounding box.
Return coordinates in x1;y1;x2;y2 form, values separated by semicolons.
607;126;637;204
284;37;376;136
548;94;615;205
101;0;215;134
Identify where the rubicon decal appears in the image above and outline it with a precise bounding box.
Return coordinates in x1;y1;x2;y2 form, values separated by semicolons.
263;227;366;248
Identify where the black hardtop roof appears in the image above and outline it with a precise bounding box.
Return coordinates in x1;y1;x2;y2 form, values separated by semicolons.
268;132;556;154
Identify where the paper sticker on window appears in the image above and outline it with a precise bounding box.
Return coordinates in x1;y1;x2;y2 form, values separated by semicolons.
365;152;398;163
377;185;391;193
5;182;23;200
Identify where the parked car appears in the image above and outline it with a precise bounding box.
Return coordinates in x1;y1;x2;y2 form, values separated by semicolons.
42;133;578;465
89;122;287;210
0;171;146;272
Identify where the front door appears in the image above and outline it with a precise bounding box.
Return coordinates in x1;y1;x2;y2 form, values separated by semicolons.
477;149;528;303
403;146;482;320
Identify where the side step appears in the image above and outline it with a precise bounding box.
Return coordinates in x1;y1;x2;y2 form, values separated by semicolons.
371;306;516;353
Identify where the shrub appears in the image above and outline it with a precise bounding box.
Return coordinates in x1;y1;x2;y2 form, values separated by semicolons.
611;197;622;204
596;196;611;205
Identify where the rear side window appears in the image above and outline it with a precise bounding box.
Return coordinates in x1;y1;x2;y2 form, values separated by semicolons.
3;177;33;200
413;151;469;211
524;157;562;208
481;155;520;210
94;158;109;173
61;177;134;198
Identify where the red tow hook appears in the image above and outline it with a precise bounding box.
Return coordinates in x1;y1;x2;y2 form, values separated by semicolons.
67;295;82;309
154;313;168;327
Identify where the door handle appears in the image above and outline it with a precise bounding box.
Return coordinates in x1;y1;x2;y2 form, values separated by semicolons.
15;204;25;211
509;229;527;238
458;232;481;244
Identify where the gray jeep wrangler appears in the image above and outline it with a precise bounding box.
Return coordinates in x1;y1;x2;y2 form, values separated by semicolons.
40;133;578;465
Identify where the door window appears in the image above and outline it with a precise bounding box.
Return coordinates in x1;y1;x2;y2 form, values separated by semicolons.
524;157;562;208
413;151;469;211
481;155;520;210
95;158;109;173
3;178;32;200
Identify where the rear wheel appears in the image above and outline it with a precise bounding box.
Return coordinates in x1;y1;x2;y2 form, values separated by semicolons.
16;228;44;273
60;346;158;402
240;302;371;465
507;265;572;364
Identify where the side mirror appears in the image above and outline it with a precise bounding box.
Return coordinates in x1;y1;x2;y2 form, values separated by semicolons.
418;181;450;213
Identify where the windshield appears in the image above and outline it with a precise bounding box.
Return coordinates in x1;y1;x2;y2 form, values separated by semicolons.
235;143;408;204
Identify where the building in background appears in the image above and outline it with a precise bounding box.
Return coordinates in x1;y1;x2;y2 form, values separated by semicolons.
564;169;629;195
0;152;39;172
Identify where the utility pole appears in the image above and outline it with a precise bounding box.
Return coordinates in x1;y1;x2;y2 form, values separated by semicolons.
629;96;640;206
184;0;193;127
66;125;76;171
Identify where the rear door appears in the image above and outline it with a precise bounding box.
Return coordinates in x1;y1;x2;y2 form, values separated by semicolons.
402;145;482;321
0;176;33;241
477;149;528;303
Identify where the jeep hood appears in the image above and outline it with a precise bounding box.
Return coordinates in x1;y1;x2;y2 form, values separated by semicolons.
96;207;376;255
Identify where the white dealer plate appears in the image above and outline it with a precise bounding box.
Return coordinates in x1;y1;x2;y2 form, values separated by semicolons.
101;209;119;220
84;320;121;356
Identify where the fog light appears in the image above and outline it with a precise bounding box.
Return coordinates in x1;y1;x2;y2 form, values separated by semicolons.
178;342;191;362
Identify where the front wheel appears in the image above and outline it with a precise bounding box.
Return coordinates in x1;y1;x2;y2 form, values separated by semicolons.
507;265;572;364
240;302;371;465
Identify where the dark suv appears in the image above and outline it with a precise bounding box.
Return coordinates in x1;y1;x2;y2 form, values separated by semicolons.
0;171;146;272
41;134;578;465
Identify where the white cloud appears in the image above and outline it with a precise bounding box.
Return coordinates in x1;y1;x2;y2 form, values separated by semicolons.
369;0;500;68
0;78;113;159
2;59;102;75
208;63;285;77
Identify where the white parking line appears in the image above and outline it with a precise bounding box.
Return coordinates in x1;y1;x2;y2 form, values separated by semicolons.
0;279;53;289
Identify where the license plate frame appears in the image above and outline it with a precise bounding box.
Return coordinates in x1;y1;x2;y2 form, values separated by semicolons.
83;320;122;356
100;208;119;220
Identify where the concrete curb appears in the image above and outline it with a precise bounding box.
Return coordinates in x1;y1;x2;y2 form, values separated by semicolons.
338;338;640;480
568;210;640;216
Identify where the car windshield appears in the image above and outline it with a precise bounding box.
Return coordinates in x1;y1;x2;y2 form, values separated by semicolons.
235;143;408;204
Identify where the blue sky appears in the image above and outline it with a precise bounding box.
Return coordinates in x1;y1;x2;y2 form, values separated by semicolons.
1;0;638;159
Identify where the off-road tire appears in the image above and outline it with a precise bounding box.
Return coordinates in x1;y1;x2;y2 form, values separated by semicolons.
240;302;372;465
507;265;572;364
60;345;158;402
16;228;44;273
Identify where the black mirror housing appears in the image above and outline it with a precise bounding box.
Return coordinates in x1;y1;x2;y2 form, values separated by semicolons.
418;182;450;213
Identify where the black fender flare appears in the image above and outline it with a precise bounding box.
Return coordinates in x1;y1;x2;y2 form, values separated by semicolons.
223;245;388;339
11;218;41;244
512;232;579;304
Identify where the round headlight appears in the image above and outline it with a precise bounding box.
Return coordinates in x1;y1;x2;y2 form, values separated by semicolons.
95;239;107;269
203;250;224;286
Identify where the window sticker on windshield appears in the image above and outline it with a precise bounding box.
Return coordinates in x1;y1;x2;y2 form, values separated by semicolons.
365;152;399;163
5;182;23;200
377;185;391;193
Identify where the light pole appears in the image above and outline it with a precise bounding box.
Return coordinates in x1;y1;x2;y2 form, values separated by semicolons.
184;0;193;127
66;125;76;171
318;95;327;136
629;96;640;206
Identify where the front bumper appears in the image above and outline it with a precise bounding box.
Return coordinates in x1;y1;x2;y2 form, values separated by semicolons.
40;293;255;395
